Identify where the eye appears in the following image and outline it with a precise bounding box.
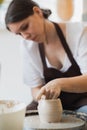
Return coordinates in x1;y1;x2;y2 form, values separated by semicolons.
21;24;28;31
16;32;21;36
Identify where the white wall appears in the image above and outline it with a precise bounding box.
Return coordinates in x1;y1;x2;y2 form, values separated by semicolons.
0;30;32;104
34;0;82;22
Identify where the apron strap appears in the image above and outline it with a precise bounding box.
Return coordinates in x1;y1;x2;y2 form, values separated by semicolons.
53;22;78;66
38;43;47;68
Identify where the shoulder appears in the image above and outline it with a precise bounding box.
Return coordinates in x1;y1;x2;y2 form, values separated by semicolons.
80;25;87;41
65;22;85;44
65;23;85;54
78;25;87;50
20;38;39;56
66;22;84;34
21;38;38;50
58;23;66;37
20;38;43;66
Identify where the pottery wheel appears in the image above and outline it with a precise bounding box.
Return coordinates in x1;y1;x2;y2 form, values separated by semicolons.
24;113;85;130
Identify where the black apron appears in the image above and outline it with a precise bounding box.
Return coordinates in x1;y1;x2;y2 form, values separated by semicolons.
39;22;87;110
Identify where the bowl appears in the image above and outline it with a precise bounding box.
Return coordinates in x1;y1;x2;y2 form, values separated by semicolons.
0;99;26;130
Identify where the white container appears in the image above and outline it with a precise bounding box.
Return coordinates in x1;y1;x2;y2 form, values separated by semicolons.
38;98;63;123
0;100;26;130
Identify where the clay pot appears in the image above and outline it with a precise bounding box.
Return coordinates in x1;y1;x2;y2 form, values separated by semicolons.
38;98;63;123
57;0;74;21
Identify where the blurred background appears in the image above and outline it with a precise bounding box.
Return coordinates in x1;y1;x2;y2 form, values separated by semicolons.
0;0;86;105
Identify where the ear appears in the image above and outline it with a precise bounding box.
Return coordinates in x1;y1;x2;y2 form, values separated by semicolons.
33;6;43;17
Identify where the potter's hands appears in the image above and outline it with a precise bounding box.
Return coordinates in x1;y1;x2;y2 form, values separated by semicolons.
36;79;62;100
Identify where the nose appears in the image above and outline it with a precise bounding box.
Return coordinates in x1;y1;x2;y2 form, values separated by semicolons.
20;32;31;39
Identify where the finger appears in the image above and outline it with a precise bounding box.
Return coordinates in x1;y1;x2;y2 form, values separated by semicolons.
36;87;46;100
48;91;55;99
41;95;46;99
52;94;58;99
45;90;51;99
52;92;59;99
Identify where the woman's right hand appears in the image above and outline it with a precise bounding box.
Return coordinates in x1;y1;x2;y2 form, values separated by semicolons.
36;79;62;100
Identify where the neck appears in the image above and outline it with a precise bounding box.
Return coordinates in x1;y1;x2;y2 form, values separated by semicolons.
44;21;59;45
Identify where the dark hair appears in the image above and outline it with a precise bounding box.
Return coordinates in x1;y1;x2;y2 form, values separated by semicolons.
5;0;51;29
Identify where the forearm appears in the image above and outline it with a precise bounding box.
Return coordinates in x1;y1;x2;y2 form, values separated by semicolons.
59;75;87;93
36;75;87;100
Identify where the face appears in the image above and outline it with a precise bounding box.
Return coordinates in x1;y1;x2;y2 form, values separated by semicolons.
8;7;45;43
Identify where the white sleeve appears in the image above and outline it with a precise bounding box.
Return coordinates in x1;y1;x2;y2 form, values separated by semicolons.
21;40;45;88
77;28;87;74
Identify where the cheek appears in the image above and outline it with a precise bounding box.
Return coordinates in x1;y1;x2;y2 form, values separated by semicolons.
30;21;43;35
32;26;42;35
36;24;44;35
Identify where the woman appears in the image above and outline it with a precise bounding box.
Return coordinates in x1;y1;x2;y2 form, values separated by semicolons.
5;0;87;113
